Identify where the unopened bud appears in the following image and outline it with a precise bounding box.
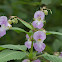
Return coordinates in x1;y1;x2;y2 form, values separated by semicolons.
11;18;18;24
43;10;48;15
54;52;59;56
9;16;18;24
8;20;12;24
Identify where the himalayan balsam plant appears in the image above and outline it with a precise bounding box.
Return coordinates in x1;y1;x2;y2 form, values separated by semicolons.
0;7;62;62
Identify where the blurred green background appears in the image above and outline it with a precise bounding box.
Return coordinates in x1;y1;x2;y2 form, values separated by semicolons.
0;0;62;62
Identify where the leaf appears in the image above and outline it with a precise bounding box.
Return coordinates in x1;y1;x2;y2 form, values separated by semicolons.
42;53;62;62
0;50;26;62
0;45;27;51
53;39;62;51
10;27;27;33
17;18;32;29
13;1;41;6
45;45;53;54
46;31;62;35
0;47;5;50
42;0;52;5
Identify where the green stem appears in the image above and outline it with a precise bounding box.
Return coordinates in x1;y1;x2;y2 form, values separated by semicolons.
31;41;33;54
29;41;33;59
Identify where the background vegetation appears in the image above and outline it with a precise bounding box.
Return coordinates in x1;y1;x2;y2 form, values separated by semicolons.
0;0;62;62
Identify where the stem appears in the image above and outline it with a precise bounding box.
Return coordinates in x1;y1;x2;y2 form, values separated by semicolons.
29;41;33;59
31;41;33;54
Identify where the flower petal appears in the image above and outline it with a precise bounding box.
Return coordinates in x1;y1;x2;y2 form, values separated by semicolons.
25;41;32;49
34;42;46;52
0;28;6;38
0;16;8;26
34;11;45;20
33;31;46;41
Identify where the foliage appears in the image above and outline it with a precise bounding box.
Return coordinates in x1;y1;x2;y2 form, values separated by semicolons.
42;53;62;62
0;0;62;62
0;45;27;51
0;50;26;62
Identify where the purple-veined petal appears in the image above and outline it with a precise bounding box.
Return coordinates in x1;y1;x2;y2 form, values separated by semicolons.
0;27;6;38
34;42;46;53
32;21;37;28
33;31;46;42
59;52;62;58
34;11;45;20
32;20;44;29
25;40;32;49
26;34;29;39
0;16;8;26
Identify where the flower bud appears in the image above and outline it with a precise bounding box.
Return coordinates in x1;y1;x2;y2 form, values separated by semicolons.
9;16;18;24
8;20;12;24
12;18;18;24
54;52;59;56
43;10;48;15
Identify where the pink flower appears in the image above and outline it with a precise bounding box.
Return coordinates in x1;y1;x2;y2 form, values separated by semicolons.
33;31;46;42
0;16;8;26
59;52;62;58
0;27;6;38
34;42;46;53
0;16;11;38
25;40;32;49
34;11;45;20
32;20;44;29
26;34;29;39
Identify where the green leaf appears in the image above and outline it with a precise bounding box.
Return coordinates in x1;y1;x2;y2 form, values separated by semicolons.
10;27;27;33
0;47;5;50
46;31;62;35
42;0;52;5
17;18;32;29
42;53;62;62
0;50;26;62
53;39;62;51
0;45;27;51
14;1;41;6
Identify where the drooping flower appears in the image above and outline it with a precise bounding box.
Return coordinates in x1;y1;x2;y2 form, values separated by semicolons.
33;59;41;62
0;26;6;38
34;11;45;20
32;20;44;29
34;42;46;53
0;16;8;26
0;16;11;38
33;31;46;42
26;34;32;40
25;40;32;49
26;34;29;39
25;34;33;49
22;59;30;62
59;52;62;58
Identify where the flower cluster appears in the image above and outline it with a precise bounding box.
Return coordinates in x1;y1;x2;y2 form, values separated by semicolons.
32;11;45;29
0;16;11;38
25;10;46;52
0;9;47;62
24;10;46;62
